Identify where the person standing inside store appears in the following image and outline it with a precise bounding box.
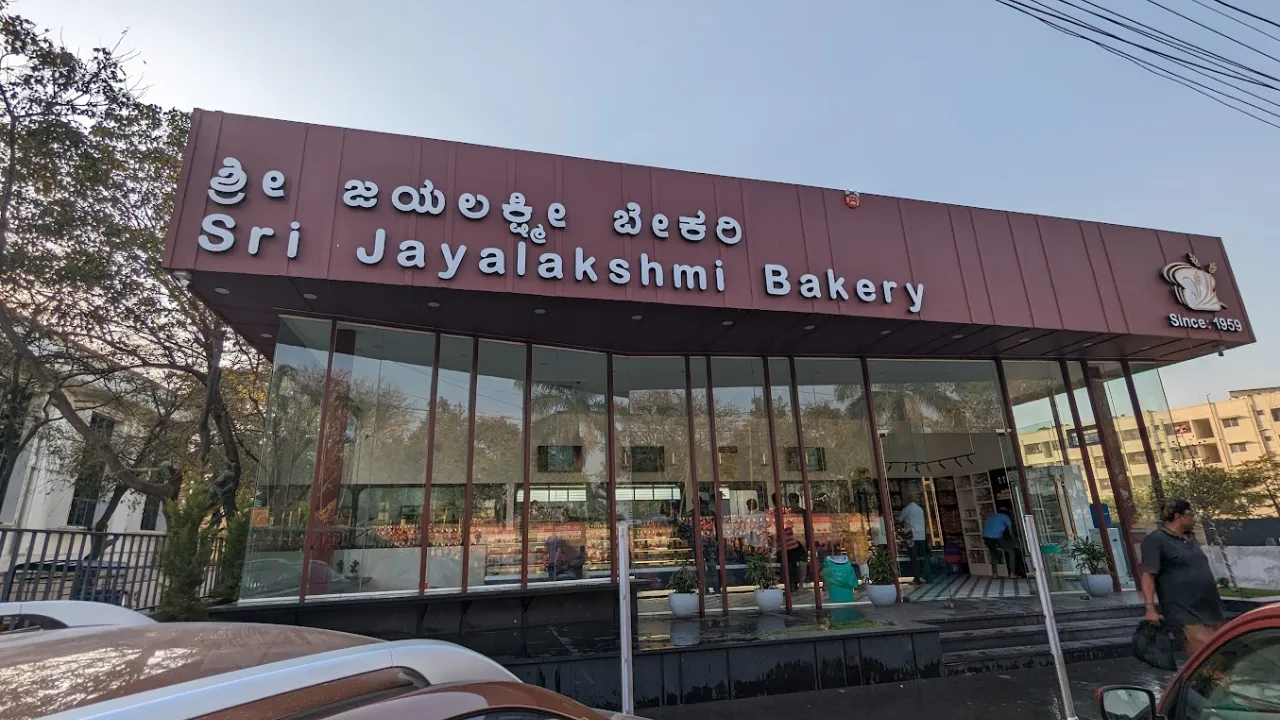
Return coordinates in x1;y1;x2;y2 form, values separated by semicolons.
898;490;928;585
982;506;1026;579
1140;498;1225;656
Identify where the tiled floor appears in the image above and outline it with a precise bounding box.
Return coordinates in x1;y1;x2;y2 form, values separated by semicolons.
637;573;1061;616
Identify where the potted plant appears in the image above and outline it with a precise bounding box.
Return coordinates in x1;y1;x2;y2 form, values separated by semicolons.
1068;537;1113;597
745;553;784;612
865;547;899;607
667;565;700;619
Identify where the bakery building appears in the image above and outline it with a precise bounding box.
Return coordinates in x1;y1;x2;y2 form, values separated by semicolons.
165;110;1255;614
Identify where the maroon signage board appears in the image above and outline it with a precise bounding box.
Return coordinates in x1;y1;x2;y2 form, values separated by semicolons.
164;110;1253;360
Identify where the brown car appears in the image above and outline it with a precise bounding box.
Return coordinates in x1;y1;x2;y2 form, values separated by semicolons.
0;601;645;720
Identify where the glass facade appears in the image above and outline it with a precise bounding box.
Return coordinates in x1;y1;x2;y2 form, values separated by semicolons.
241;316;1178;608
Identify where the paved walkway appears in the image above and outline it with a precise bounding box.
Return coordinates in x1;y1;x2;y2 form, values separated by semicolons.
636;589;1144;651
642;656;1173;720
637;574;1135;616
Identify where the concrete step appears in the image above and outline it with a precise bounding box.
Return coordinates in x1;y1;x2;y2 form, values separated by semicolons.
928;603;1145;633
943;637;1133;675
940;617;1140;653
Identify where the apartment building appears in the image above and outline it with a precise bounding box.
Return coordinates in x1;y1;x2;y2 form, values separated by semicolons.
1017;387;1280;519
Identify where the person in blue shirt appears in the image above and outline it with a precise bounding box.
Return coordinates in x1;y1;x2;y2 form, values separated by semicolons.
982;505;1026;579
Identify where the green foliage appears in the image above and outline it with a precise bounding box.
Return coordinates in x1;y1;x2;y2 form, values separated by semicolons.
1156;465;1261;532
212;508;249;604
1235;453;1280;518
745;553;778;590
668;564;699;594
1068;537;1110;575
867;546;898;586
156;485;216;621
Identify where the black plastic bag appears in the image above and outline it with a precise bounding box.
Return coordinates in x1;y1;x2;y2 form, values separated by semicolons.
1132;619;1178;671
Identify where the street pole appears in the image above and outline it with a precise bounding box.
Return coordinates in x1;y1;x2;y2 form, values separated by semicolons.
617;522;634;715
1024;514;1078;720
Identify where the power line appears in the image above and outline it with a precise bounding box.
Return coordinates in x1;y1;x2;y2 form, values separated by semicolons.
1143;0;1280;67
1189;0;1280;44
1209;0;1280;32
995;0;1280;129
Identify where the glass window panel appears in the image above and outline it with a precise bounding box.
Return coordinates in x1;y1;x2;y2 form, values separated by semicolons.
869;360;1020;595
1006;360;1128;592
768;358;810;591
305;324;435;597
792;358;882;596
468;340;526;589
426;335;473;591
613;357;695;593
527;347;610;583
243;317;332;601
690;358;723;600
1128;362;1181;490
710;357;778;591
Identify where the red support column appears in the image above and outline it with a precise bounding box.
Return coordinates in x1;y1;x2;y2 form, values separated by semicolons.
761;359;793;612
1059;359;1121;592
1122;360;1167;504
1081;361;1141;587
418;334;442;593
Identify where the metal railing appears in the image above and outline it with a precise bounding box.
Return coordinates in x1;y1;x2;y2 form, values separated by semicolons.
0;528;225;612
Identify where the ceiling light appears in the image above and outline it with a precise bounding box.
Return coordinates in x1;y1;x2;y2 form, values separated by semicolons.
302;292;317;300
1082;342;1094;347
260;332;273;339
803;325;816;331
952;334;965;339
631;315;643;321
721;320;734;327
214;287;230;295
534;308;546;315
880;330;892;336
428;301;441;308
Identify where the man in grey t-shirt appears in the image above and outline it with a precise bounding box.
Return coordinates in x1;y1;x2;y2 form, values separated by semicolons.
1139;498;1225;656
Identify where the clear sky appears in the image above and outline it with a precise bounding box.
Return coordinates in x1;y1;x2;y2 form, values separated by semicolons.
25;0;1280;408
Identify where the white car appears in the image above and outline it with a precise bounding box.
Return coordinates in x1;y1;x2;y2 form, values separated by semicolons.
0;601;644;720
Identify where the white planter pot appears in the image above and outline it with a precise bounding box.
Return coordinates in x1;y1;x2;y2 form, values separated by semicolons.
755;587;785;613
1082;573;1113;597
668;592;699;619
867;583;898;607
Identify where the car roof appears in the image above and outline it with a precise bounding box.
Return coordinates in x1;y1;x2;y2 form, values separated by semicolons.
0;622;375;720
328;680;604;720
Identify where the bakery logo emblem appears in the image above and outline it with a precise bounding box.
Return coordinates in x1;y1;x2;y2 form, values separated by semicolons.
1161;254;1225;312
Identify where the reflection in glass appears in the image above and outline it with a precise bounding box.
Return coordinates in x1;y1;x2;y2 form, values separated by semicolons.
792;358;882;597
1066;361;1133;586
691;359;724;602
1128;363;1181;496
869;360;1019;591
613;357;695;592
468;340;526;588
768;359;809;591
243;317;332;600
306;323;435;597
527;347;611;582
710;358;778;591
426;335;473;590
1006;360;1121;591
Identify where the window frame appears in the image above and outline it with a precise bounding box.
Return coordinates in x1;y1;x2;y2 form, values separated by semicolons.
1166;627;1280;720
